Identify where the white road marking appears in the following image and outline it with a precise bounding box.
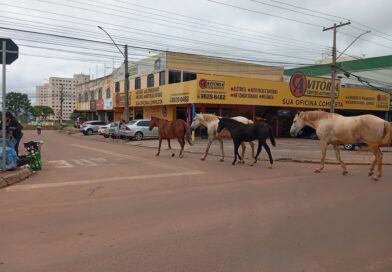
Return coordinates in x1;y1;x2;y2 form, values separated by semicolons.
47;160;74;168
71;144;195;172
90;157;108;163
5;171;204;191
72;159;98;166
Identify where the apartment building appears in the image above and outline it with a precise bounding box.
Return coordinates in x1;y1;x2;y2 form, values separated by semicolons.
36;74;90;120
35;84;49;106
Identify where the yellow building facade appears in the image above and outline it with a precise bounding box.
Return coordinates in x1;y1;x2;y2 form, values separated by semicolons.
78;52;390;136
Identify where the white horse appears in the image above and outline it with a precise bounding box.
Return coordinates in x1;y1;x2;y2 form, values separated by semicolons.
190;113;255;163
290;111;392;181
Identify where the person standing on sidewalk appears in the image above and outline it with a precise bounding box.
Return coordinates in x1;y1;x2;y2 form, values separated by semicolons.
36;122;42;135
2;112;24;156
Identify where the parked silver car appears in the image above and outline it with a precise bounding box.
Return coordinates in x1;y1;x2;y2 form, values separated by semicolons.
80;120;106;135
98;122;122;138
119;119;159;140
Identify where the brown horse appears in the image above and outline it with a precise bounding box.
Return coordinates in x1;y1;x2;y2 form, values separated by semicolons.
149;116;193;158
290;111;392;181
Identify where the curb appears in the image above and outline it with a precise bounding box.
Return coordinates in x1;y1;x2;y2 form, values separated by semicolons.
64;132;392;165
125;144;392;166
0;168;34;189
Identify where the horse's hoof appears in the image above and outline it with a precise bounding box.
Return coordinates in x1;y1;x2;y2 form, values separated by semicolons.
219;158;224;162
179;155;184;158
372;177;379;181
342;170;348;175
155;153;160;156
232;162;236;165
368;171;374;177
201;157;205;161
268;165;273;169
314;169;321;173
171;153;175;157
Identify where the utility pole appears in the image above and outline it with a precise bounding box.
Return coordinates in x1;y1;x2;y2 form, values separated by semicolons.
2;41;6;170
323;21;351;113
59;83;64;129
97;26;129;123
124;45;129;123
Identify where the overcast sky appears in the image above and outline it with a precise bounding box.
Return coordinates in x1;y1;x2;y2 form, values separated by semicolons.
1;0;391;102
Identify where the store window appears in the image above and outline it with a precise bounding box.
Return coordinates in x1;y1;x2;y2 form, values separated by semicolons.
183;71;196;82
169;70;181;84
135;77;141;89
115;82;120;92
159;71;165;86
147;74;154;88
98;88;103;99
106;88;111;98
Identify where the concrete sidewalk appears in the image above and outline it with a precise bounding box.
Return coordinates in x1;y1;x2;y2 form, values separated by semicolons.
73;132;392;165
0;167;33;189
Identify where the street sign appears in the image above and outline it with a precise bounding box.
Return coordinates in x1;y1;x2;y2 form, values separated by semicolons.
0;38;19;64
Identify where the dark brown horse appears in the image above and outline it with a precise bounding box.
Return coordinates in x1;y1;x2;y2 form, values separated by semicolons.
149;116;193;158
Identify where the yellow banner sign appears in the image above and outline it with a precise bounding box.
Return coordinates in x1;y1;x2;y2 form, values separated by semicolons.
195;74;389;111
114;74;389;112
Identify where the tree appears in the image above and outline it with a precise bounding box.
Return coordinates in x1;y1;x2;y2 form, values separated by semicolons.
5;92;32;118
69;112;81;122
31;105;54;121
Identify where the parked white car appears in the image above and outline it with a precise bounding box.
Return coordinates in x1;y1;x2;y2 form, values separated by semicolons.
119;119;159;140
80;120;106;135
99;122;124;138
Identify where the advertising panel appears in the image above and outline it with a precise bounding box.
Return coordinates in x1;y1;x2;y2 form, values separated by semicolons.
96;99;104;110
131;80;197;107
104;98;112;110
195;74;390;111
90;100;96;111
114;73;390;112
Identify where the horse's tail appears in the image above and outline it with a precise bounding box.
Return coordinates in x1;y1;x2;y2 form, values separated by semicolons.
380;121;392;146
185;123;193;146
267;124;276;147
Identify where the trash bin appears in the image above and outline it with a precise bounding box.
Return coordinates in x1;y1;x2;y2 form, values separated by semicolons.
23;141;43;171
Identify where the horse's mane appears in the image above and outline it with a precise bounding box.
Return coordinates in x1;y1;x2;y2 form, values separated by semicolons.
221;117;246;125
302;111;335;122
198;113;219;122
151;115;169;124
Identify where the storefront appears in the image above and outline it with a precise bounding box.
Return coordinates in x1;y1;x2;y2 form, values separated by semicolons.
112;72;389;137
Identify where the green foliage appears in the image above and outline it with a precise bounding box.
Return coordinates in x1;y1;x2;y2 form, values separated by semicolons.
31;105;54;120
5;92;31;118
69;112;80;122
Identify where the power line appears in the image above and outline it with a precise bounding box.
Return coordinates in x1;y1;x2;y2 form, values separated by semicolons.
269;0;392;42
112;0;327;48
0;4;327;62
249;0;339;23
207;0;324;28
0;26;317;66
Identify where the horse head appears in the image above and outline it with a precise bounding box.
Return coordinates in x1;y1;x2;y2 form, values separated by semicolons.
190;113;202;130
217;117;228;133
290;111;306;137
149;116;159;131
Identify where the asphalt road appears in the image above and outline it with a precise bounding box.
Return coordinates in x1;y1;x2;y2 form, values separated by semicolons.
1;130;392;272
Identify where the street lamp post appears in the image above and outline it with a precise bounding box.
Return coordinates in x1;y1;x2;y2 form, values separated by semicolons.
98;26;129;123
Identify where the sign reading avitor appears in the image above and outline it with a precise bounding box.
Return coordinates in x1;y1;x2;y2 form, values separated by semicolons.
289;72;340;98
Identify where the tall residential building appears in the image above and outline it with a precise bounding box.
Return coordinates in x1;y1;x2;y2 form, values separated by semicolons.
36;74;90;120
35;84;49;106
